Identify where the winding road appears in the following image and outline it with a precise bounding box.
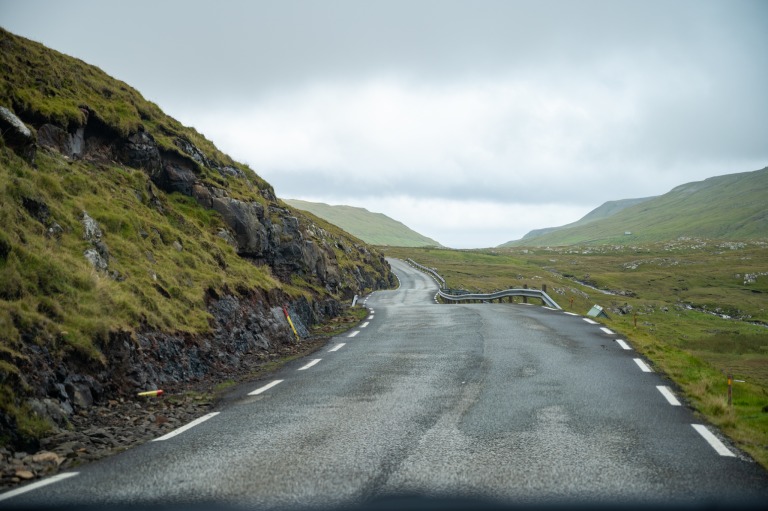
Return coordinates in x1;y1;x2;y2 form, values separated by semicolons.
3;258;767;508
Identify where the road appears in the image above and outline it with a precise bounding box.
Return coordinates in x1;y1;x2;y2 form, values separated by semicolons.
3;258;767;508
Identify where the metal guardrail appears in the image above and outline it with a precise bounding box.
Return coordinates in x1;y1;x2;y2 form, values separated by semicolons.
437;288;562;309
406;258;562;310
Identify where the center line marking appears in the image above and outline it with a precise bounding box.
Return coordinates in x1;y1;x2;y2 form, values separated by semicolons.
615;339;632;350
633;358;653;372
329;343;345;352
0;472;79;502
249;380;284;396
298;358;321;370
600;327;615;335
656;385;681;406
583;318;598;325
692;424;736;456
361;322;370;328
348;330;360;338
153;412;220;441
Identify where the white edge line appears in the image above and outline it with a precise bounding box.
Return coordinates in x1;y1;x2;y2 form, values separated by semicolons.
564;312;579;316
329;343;345;352
656;385;681;406
692;424;736;457
600;327;615;335
583;318;598;324
615;339;632;350
367;315;374;320
361;322;370;328
0;471;79;502
633;358;653;372
298;358;322;371
348;330;360;338
248;379;284;396
153;412;220;442
543;306;557;311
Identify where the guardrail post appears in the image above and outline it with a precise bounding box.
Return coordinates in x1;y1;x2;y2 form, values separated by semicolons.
542;285;547;306
523;284;528;303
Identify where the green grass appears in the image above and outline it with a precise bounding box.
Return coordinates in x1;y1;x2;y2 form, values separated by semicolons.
502;168;768;247
382;243;768;467
285;199;442;247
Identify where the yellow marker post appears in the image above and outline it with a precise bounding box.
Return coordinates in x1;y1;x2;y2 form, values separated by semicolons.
283;306;300;341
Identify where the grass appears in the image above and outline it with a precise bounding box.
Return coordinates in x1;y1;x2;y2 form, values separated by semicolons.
0;27;393;447
381;243;768;467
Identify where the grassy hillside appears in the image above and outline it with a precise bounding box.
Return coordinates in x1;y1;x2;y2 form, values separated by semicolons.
382;243;768;468
0;28;391;447
285;199;442;247
502;168;768;246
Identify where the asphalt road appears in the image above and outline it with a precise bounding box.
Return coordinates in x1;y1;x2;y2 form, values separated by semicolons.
3;258;768;509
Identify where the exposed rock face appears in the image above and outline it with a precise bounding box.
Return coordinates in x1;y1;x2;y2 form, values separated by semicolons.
0;106;36;162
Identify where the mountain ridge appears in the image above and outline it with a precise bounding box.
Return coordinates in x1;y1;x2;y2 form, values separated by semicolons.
501;168;768;247
285;199;442;247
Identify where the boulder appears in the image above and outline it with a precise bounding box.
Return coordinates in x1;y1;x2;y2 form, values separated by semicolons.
0;106;36;162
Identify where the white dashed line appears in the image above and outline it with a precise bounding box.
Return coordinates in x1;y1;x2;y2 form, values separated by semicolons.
348;330;360;338
692;424;736;457
656;386;681;406
298;359;322;371
329;343;345;352
600;327;615;335
0;472;79;502
361;322;370;328
249;380;284;396
615;339;632;350
633;358;653;372
367;315;374;320
153;412;220;441
583;318;599;325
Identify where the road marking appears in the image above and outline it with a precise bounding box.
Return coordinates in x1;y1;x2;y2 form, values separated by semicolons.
298;359;321;370
656;385;681;406
361;322;370;328
367;315;374;320
633;358;653;372
543;306;557;311
600;327;615;335
564;312;579;316
0;471;79;502
329;343;345;352
692;424;736;457
583;318;598;325
153;412;220;441
615;339;632;350
348;330;360;338
248;380;284;396
369;310;375;314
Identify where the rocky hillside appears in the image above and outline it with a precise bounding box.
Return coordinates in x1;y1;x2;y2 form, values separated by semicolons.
0;28;394;450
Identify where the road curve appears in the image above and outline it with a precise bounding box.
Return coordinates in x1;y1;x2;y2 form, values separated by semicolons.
3;258;767;508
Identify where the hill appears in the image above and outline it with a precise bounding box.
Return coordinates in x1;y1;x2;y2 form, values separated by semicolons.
285;199;442;247
516;197;655;243
500;168;768;246
0;28;394;450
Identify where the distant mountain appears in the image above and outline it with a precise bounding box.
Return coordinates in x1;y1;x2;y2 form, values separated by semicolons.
518;197;655;242
500;167;768;246
285;200;442;247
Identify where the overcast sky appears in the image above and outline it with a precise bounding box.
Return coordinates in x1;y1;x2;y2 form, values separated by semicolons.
2;0;767;248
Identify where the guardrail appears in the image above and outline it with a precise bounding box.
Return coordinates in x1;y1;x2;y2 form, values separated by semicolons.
406;258;446;288
406;258;562;310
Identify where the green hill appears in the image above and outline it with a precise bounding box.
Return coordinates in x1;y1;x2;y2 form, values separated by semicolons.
0;28;393;448
500;167;768;246
285;199;442;247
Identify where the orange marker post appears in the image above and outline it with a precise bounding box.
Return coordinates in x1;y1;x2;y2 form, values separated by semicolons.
137;390;164;398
